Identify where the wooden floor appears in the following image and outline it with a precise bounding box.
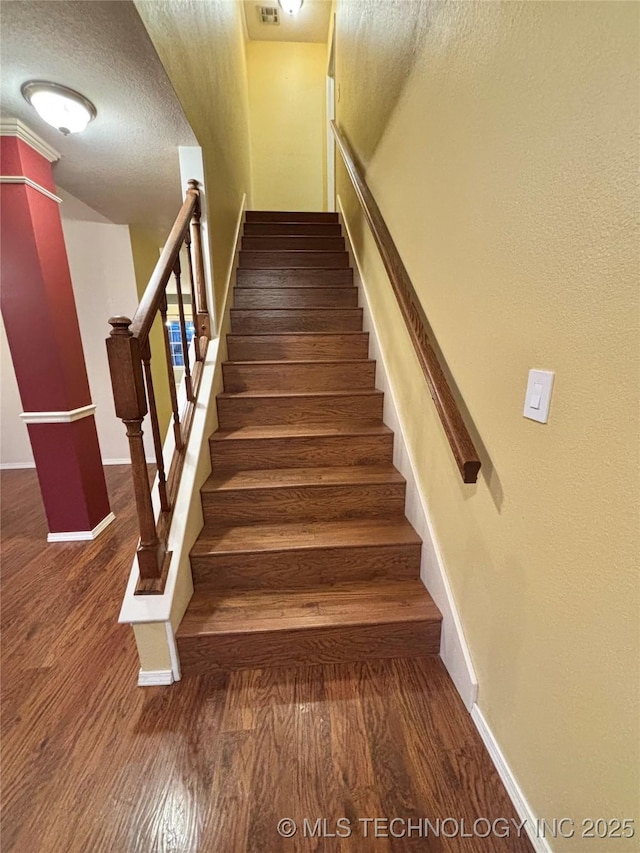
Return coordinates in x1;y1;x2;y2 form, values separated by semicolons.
1;467;532;852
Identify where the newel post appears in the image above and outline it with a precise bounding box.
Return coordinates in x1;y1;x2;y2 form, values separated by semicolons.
106;316;163;579
187;179;211;358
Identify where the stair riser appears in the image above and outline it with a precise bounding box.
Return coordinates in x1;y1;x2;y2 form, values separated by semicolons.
240;251;349;269
222;362;375;393
217;394;383;427
237;268;353;287
246;211;339;223
244;222;342;237
227;333;369;361
191;543;421;591
230;309;363;334
234;287;358;309
242;236;345;251
178;621;440;673
210;433;393;470
203;483;406;525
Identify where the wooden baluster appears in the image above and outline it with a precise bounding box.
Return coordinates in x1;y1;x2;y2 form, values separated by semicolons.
140;338;170;513
106;317;163;580
184;229;198;346
173;254;194;402
159;294;183;451
187;179;211;359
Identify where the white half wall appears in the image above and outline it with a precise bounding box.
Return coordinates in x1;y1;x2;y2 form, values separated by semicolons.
121;194;246;684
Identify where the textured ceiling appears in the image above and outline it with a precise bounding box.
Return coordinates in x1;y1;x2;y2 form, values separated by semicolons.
0;0;197;232
243;0;331;43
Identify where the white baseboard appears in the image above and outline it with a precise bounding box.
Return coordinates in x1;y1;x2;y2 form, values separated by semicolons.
137;669;175;687
119;192;246;694
47;511;116;542
338;197;478;711
471;705;553;853
0;461;36;470
1;459;136;469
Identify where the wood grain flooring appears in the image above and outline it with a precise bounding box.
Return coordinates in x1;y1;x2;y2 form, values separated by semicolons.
1;467;532;852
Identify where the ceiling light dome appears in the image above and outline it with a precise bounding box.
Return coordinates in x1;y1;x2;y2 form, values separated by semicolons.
278;0;303;15
21;81;97;136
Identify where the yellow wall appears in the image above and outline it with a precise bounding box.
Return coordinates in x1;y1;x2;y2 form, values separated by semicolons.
336;1;639;846
128;225;171;438
246;40;326;211
134;0;252;320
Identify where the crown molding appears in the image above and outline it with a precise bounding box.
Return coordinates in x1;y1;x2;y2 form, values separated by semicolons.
0;118;60;163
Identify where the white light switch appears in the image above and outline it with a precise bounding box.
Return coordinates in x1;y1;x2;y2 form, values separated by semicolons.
523;370;554;423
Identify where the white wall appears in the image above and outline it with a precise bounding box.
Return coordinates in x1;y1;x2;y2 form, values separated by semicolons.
0;313;33;467
178;146;216;331
0;188;143;467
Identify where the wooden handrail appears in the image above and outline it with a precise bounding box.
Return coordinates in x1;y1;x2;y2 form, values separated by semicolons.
131;180;199;342
106;179;212;594
331;121;481;484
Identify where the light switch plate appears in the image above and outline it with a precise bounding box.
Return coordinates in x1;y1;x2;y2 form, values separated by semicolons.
523;369;554;423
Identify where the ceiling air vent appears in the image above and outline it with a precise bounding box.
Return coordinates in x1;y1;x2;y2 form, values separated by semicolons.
257;5;280;24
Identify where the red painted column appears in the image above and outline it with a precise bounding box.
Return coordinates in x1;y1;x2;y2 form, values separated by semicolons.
0;127;112;539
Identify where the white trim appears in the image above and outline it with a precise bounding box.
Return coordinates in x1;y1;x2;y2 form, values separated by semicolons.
338;196;478;710
326;75;336;212
137;669;174;687
0;118;60;162
471;705;554;853
0;175;62;204
46;511;115;542
0;461;36;470
220;194;247;315
20;404;96;424
166;621;182;682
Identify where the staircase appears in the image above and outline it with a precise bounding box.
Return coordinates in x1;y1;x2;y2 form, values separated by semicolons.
177;211;442;673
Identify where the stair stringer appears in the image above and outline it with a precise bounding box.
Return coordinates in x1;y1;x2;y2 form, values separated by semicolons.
337;198;479;711
118;195;247;686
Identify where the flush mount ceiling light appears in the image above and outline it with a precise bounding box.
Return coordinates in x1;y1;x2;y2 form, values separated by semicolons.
21;80;97;136
278;0;303;15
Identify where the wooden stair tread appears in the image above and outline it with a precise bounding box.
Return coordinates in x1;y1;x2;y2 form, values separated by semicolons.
222;358;371;366
242;236;345;249
177;581;440;636
192;517;421;556
245;211;339;222
243;222;342;235
240;250;348;259
210;422;392;441
203;465;404;492
237;268;353;286
217;389;381;399
233;286;358;306
234;285;356;291
227;331;366;337
231;306;357;312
